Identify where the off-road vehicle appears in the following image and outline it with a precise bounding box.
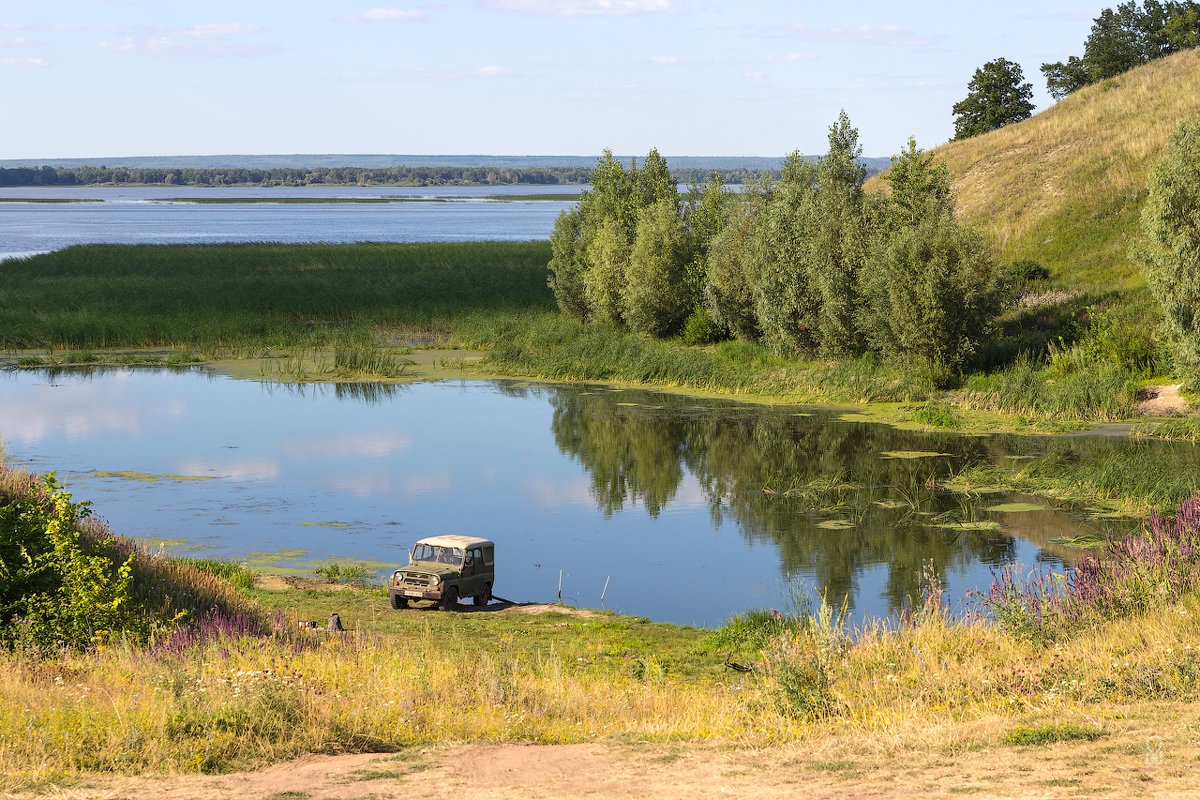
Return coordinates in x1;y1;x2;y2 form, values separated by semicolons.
388;535;494;611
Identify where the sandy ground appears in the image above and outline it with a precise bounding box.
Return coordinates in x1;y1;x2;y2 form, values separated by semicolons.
1138;384;1189;416
16;717;1200;800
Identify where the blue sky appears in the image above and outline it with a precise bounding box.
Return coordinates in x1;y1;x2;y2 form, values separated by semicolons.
1;1;1103;159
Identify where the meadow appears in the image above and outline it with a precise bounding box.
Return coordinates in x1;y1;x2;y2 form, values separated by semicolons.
3;464;1200;793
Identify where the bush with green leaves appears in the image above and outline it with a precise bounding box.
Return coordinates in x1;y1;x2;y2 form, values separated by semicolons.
1;474;144;651
1138;113;1200;388
624;197;691;337
861;213;1001;383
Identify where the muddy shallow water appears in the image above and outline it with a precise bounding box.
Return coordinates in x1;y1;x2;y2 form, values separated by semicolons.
0;366;1133;627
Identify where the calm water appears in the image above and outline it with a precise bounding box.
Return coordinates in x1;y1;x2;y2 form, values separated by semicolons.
0;367;1121;627
0;185;576;260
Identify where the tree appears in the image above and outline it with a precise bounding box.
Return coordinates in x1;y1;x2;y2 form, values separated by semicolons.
547;206;589;318
1138;113;1200;387
624;198;690;337
1040;2;1200;99
705;179;769;341
806;111;870;356
752;152;822;354
584;218;629;325
1040;56;1091;101
884;137;953;228
860;214;1000;384
951;58;1035;140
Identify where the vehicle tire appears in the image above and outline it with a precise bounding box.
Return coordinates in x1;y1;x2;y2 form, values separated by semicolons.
474;584;492;606
389;593;408;610
440;586;459;611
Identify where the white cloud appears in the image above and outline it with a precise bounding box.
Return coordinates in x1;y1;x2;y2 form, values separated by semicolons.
778;23;942;48
324;472;453;497
168;23;264;39
339;8;429;23
482;0;687;17
650;55;679;64
96;21;272;57
1;57;45;67
176;459;281;481
743;71;764;80
0;37;39;47
361;64;519;82
283;432;414;460
766;52;817;63
524;478;595;509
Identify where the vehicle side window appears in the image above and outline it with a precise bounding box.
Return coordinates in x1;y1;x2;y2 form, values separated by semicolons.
468;548;481;565
483;547;494;567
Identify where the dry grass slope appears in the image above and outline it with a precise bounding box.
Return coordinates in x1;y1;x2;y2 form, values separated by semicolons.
869;49;1200;287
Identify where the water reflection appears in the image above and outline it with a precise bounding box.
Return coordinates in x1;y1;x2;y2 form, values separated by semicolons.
547;386;1070;614
0;368;1122;625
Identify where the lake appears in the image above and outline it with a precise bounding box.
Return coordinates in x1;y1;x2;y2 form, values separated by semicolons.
0;185;576;261
0;366;1112;627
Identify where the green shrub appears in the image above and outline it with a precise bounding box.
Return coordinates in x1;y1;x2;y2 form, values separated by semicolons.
1004;259;1050;285
1002;723;1105;746
1138;113;1200;387
623;198;690;337
680;309;724;346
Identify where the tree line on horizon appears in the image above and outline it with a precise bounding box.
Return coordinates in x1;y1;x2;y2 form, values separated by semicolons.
0;164;852;189
548;113;1000;387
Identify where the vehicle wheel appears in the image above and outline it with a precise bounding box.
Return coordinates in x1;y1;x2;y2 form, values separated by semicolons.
474;584;492;606
389;593;408;610
440;587;459;611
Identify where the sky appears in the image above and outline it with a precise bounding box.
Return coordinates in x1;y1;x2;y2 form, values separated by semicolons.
1;1;1106;159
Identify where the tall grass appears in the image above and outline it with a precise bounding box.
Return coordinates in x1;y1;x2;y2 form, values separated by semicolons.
868;49;1200;287
0;241;554;350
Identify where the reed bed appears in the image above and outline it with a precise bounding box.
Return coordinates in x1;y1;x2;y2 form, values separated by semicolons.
0;241;554;350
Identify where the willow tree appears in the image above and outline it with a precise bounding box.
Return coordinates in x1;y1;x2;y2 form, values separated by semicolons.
1139;113;1200;386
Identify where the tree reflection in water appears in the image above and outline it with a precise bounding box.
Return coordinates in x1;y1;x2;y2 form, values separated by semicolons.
547;385;1070;615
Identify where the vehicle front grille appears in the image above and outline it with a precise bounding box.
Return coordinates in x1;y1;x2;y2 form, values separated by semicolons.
403;573;432;587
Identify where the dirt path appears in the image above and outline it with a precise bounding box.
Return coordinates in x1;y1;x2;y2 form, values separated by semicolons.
1138;383;1189;416
18;725;1200;800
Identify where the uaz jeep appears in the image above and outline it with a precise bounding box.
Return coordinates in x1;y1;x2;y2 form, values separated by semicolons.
388;535;494;611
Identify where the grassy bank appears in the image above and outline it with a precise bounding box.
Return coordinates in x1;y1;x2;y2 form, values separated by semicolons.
4;467;1200;792
2;242;1188;445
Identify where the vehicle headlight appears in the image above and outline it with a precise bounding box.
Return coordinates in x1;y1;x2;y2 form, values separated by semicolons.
430;575;440;586
392;571;403;584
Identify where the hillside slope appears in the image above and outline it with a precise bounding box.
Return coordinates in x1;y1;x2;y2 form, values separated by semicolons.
871;49;1200;288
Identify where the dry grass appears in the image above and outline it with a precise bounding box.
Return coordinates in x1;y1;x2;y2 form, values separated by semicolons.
4;587;1200;791
868;49;1200;287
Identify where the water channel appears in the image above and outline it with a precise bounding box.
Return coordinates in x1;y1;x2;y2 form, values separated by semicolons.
0;366;1139;628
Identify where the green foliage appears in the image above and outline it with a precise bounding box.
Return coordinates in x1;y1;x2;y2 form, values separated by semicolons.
0;475;143;650
1138;112;1200;387
1002;723;1105;746
1;241;554;350
704;192;763;341
952;58;1035;140
752;152;822;354
966;356;1140;420
807;112;870;356
1041;1;1200;98
679;309;725;346
547;207;590;319
861;213;1001;382
312;562;371;585
1003;258;1051;286
704;608;800;653
177;559;257;590
908;401;963;428
623;198;690;337
884;137;953;227
583;217;629;324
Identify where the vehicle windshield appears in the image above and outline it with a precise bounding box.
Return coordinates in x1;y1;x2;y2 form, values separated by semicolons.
410;544;464;566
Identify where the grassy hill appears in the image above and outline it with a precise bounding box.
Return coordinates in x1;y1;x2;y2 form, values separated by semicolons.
870;48;1200;288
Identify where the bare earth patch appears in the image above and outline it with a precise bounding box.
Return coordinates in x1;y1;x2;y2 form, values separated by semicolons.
20;709;1200;800
1138;384;1189;417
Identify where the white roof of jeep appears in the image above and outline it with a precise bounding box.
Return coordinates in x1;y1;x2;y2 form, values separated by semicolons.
414;535;494;549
